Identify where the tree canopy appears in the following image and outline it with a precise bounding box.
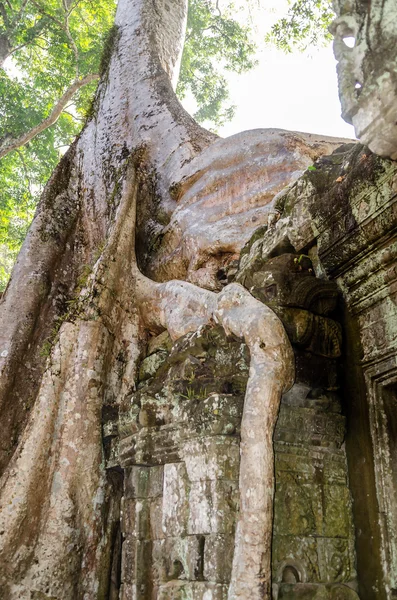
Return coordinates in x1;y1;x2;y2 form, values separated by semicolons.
0;0;334;291
267;0;334;52
177;0;257;127
0;0;116;289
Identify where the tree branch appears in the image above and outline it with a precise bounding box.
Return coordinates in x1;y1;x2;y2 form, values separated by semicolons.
63;109;84;122
30;0;80;76
29;0;64;29
10;0;28;32
64;14;79;76
6;40;29;54
0;73;99;159
0;2;10;28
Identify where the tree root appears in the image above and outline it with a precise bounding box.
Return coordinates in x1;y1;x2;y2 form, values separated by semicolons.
136;273;295;599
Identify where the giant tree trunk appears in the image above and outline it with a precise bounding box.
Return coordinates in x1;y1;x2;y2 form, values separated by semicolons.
0;1;345;598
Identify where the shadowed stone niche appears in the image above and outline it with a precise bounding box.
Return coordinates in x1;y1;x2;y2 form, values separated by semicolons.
236;253;358;600
236;143;397;598
331;0;397;158
103;250;359;599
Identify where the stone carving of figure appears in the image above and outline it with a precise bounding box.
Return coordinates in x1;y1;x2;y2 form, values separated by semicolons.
331;0;397;158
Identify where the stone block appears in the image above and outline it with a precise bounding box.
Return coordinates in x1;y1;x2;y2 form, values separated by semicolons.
152;539;167;585
329;584;360;599
120;497;150;539
148;331;172;356
274;406;345;448
149;465;165;497
121;536;153;589
157;581;190;600
119;583;134;600
276;582;328;599
272;536;321;584
125;466;150;499
322;485;353;538
177;393;244;437
203;534;234;583
183;437;240;482
187;479;239;535
319;452;347;486
132;427;181;465
125;465;164;500
276;581;359;599
274;474;323;537
119;434;137;467
176;535;203;581
150;496;165;540
121;535;137;585
121;497;135;535
317;538;354;584
157;581;228;600
139;352;167;381
162;463;189;537
153;535;206;583
275;450;316;479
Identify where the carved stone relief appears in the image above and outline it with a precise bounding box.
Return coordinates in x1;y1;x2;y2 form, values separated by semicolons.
104;251;359;599
239;142;397;598
331;0;397;158
363;357;397;597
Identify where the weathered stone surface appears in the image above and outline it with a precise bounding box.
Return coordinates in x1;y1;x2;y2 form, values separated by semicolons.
236;251;342;359
117;301;357;598
331;0;397;159
274;405;346;448
232;142;397;598
237;253;339;315
162;463;189;537
5;0;397;598
139;352;169;382
157;581;228;600
187;480;239;535
203;534;235;584
148;331;173;356
276;583;359;599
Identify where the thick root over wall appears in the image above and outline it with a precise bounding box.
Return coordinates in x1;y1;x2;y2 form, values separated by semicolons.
0;0;315;597
0;159;294;599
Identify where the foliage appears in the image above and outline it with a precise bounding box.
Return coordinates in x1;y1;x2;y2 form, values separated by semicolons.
0;0;116;291
0;0;334;292
0;143;43;291
177;0;257;128
267;0;334;52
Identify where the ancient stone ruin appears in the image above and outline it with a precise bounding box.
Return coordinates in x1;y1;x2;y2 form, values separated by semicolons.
0;0;397;599
113;142;397;600
331;0;397;158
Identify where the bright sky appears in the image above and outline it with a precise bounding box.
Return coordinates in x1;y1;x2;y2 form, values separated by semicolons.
4;1;355;142
218;45;355;139
182;1;356;141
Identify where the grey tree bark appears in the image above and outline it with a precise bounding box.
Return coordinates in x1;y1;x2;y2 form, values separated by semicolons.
0;0;310;598
0;33;11;67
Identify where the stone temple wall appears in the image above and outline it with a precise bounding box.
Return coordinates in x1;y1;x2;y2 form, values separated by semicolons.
110;313;358;600
239;142;397;599
103;142;397;599
105;252;359;599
